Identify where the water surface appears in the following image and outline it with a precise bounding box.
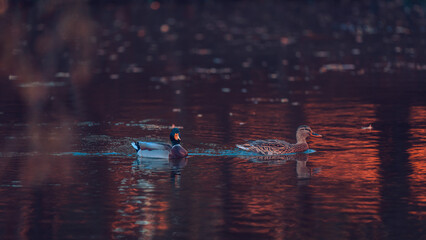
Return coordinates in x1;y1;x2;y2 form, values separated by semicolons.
0;1;425;240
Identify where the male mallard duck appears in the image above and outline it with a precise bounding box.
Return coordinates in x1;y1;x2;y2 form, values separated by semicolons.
131;127;188;159
236;125;322;155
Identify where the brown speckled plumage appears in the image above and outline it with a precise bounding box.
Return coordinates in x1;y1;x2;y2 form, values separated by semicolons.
239;140;308;155
236;125;321;155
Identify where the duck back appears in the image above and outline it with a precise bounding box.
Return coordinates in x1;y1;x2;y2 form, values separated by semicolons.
237;140;308;155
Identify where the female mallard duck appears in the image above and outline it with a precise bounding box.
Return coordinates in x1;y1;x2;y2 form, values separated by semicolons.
236;125;322;155
131;128;188;159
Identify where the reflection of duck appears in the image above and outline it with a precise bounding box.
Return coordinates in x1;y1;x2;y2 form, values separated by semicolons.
246;152;308;164
169;157;187;188
236;125;322;155
131;128;188;159
169;157;188;177
246;154;317;180
131;156;188;173
296;155;311;180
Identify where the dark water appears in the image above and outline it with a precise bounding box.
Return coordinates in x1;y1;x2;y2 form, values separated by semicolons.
1;1;425;239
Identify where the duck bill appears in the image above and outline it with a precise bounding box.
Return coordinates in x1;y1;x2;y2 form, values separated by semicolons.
174;133;181;141
310;132;322;137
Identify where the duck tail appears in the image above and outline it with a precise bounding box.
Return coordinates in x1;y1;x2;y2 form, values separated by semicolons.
131;142;140;152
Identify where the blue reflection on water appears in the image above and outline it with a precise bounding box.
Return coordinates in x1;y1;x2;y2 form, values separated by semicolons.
52;149;316;157
188;148;316;156
53;152;133;157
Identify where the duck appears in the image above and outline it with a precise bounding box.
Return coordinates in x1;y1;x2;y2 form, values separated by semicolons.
131;127;188;159
236;125;322;155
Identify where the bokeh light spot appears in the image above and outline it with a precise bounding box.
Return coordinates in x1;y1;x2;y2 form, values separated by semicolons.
150;1;160;10
160;24;169;33
0;0;8;15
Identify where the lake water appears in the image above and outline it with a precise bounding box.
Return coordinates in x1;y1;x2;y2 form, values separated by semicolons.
0;1;425;239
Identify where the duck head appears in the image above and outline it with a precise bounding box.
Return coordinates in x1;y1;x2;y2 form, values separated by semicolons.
296;125;322;143
170;128;181;146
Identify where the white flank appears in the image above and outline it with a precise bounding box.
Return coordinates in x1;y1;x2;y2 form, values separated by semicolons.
236;144;249;151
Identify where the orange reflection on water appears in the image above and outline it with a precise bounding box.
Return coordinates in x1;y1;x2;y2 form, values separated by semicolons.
302;101;382;222
109;168;170;239
221;157;303;238
303;101;381;178
408;106;426;213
